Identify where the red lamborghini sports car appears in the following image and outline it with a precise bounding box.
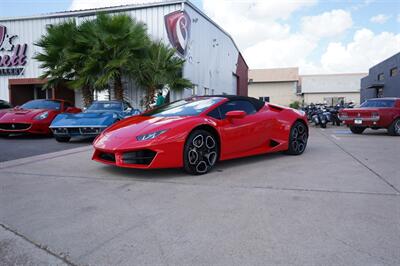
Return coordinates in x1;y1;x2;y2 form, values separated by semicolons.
0;99;81;136
92;96;309;175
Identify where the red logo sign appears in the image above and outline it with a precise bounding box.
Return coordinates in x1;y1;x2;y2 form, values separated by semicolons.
165;11;191;56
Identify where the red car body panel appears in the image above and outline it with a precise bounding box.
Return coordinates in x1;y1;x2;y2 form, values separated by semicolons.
339;98;400;128
92;97;307;170
0;100;81;135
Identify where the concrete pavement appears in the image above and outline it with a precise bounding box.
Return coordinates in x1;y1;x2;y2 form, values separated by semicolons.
0;127;399;265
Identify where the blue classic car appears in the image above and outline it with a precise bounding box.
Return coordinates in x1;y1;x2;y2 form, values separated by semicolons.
50;100;140;142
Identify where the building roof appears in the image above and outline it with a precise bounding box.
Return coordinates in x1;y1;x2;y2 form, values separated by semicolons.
0;0;245;63
249;67;299;83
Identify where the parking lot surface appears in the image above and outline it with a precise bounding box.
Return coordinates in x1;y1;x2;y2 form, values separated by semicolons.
0;127;399;265
0;135;91;162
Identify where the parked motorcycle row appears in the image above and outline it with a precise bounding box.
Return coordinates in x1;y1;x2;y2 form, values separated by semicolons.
302;102;355;128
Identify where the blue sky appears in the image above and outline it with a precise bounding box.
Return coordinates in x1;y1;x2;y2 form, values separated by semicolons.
0;0;399;73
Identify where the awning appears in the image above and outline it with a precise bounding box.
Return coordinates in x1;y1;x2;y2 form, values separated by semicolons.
366;83;384;89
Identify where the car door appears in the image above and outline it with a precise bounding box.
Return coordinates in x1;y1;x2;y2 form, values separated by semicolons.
215;100;267;157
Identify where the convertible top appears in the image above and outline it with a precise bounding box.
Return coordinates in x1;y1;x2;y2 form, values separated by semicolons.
203;95;266;111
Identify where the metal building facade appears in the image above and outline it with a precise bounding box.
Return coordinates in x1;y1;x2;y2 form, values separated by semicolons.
360;52;400;103
0;0;248;108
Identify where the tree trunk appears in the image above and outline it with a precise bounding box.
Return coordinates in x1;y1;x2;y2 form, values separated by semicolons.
144;85;156;111
81;85;93;107
114;75;124;101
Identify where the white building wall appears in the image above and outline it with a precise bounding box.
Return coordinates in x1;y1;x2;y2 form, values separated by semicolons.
301;74;366;94
0;2;241;109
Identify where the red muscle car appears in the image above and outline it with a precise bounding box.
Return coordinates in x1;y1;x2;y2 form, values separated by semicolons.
339;98;400;136
92;95;309;175
0;99;81;136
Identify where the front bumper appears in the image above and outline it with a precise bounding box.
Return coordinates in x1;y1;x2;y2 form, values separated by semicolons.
92;139;185;169
50;126;107;137
0;122;51;134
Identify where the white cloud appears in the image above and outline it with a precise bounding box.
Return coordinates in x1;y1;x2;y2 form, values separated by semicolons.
370;14;391;24
203;0;317;49
320;29;400;73
301;9;353;38
243;35;317;69
70;0;161;10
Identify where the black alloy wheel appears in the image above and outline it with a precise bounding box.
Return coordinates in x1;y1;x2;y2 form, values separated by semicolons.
287;121;308;155
183;129;219;175
388;118;400;136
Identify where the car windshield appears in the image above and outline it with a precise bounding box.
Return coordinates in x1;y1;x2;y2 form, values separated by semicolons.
87;102;122;111
20;100;61;110
360;99;395;108
143;97;223;117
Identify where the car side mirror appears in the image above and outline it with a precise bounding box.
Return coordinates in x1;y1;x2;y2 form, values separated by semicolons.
225;110;246;120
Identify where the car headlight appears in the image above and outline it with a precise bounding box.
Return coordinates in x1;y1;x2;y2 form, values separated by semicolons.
136;129;168;141
35;111;49;120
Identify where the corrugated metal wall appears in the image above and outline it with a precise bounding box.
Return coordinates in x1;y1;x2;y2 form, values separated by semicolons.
0;2;243;108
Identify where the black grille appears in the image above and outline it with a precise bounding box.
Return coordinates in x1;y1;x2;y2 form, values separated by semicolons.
67;128;81;134
0;123;31;130
122;150;156;165
99;152;116;163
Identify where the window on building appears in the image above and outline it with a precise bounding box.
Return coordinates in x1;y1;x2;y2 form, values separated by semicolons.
204;87;209;95
377;88;384;98
323;97;345;106
211;89;215;95
248;78;253;83
378;73;384;81
390;67;398;77
192;85;198;95
259;97;270;102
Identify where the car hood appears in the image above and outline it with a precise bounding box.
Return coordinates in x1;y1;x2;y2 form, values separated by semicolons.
51;111;116;127
104;115;188;137
94;115;194;150
0;108;51;121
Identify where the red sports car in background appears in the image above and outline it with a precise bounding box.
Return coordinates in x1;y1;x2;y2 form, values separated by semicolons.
0;99;81;136
93;96;309;175
339;98;400;136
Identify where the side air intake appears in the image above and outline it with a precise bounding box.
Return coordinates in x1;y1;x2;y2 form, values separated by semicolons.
269;139;280;147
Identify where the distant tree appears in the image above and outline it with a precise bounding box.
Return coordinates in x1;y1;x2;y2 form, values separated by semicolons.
88;13;150;101
134;41;193;110
35;20;96;107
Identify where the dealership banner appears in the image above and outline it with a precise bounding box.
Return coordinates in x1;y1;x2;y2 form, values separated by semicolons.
0;25;28;76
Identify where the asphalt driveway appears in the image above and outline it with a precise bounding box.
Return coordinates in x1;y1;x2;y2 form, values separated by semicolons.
0;126;399;265
0;135;91;162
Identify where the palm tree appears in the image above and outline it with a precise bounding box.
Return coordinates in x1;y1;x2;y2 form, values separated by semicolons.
88;13;150;101
34;20;95;106
134;41;193;110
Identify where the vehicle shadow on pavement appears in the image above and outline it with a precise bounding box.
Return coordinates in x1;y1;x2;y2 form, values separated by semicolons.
3;134;95;143
98;152;285;179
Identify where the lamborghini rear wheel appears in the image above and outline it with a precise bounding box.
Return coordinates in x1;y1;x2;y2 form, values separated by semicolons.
184;129;219;175
286;121;308;155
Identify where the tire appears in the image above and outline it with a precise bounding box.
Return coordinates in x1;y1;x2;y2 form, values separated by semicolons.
0;133;9;138
387;118;400;136
321;123;327;128
349;126;365;134
286;121;308;155
55;136;71;142
183;129;219;175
